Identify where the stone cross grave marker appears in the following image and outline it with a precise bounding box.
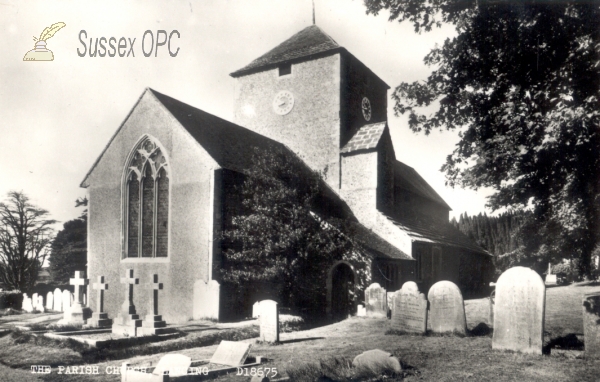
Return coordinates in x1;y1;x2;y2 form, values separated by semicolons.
94;276;108;313
53;288;62;312
259;300;279;342
365;283;387;318
152;354;192;377
391;281;428;334
68;271;89;323
582;292;600;359
492;266;545;355
210;340;252;367
86;276;112;328
139;274;169;336
46;292;53;310
428;281;466;335
112;269;142;337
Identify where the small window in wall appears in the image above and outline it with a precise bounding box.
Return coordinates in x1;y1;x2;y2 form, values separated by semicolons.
278;63;292;76
415;250;423;281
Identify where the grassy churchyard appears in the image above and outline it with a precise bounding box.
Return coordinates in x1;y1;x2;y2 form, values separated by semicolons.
0;283;599;381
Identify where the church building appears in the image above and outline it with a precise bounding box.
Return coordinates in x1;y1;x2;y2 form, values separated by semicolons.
82;25;492;323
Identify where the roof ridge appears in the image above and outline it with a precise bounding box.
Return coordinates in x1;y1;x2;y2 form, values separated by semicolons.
231;25;342;77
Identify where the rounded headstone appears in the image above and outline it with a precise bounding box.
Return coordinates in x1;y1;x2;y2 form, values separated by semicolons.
365;283;387;318
391;282;427;333
427;281;466;335
492;266;545;355
53;288;62;312
46;292;53;310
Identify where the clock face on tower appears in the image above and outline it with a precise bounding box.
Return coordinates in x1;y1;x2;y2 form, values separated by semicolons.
273;90;295;115
362;97;372;121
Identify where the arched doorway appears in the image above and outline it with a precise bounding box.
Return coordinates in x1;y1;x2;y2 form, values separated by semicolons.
330;262;356;318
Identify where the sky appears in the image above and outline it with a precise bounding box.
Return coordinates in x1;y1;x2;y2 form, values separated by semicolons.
0;0;494;232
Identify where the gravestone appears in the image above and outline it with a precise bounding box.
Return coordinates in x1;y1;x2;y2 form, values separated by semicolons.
85;276;112;328
37;295;45;312
193;279;220;320
357;304;366;317
46;292;53;310
365;283;387;318
391;281;427;334
427;281;466;335
259;300;279;343
582;292;600;358
32;293;39;310
352;349;402;374
545;274;557;285
62;290;72;312
210;340;252;367
68;271;89;324
112;269;142;337
22;295;33;313
252;301;260;318
21;293;28;310
53;288;62;312
492;266;545;355
387;290;401;314
139;274;171;336
152;354;192;377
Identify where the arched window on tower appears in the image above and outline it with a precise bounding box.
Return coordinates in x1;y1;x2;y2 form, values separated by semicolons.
123;137;169;259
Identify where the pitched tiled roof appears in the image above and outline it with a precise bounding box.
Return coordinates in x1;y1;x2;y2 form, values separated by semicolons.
150;89;290;174
329;219;412;261
394;161;451;210
341;122;387;154
385;214;490;255
230;25;342;77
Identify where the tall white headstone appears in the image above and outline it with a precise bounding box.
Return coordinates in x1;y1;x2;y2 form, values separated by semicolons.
492;267;545;355
53;288;62;312
46;291;53;310
259;300;279;343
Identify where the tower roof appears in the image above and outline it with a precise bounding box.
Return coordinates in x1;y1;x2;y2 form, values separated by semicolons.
230;25;342;77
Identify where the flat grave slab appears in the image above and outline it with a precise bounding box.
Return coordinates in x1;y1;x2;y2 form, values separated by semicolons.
209;340;252;367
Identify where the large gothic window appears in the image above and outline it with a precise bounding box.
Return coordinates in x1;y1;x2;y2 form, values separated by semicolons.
124;137;169;259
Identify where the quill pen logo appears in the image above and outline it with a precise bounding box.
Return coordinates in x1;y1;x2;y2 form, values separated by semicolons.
23;22;66;61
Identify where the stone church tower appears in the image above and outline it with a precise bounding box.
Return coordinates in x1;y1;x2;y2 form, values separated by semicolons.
231;25;401;242
231;25;389;190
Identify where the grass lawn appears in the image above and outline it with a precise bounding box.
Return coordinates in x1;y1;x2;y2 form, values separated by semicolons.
1;283;599;381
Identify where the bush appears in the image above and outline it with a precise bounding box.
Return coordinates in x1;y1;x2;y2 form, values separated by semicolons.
552;262;580;282
0;290;23;309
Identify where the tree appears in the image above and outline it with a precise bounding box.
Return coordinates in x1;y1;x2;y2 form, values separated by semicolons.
48;198;87;285
364;0;600;275
221;147;370;315
0;191;56;292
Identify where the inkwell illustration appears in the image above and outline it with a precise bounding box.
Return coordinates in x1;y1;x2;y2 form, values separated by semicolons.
23;22;66;61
